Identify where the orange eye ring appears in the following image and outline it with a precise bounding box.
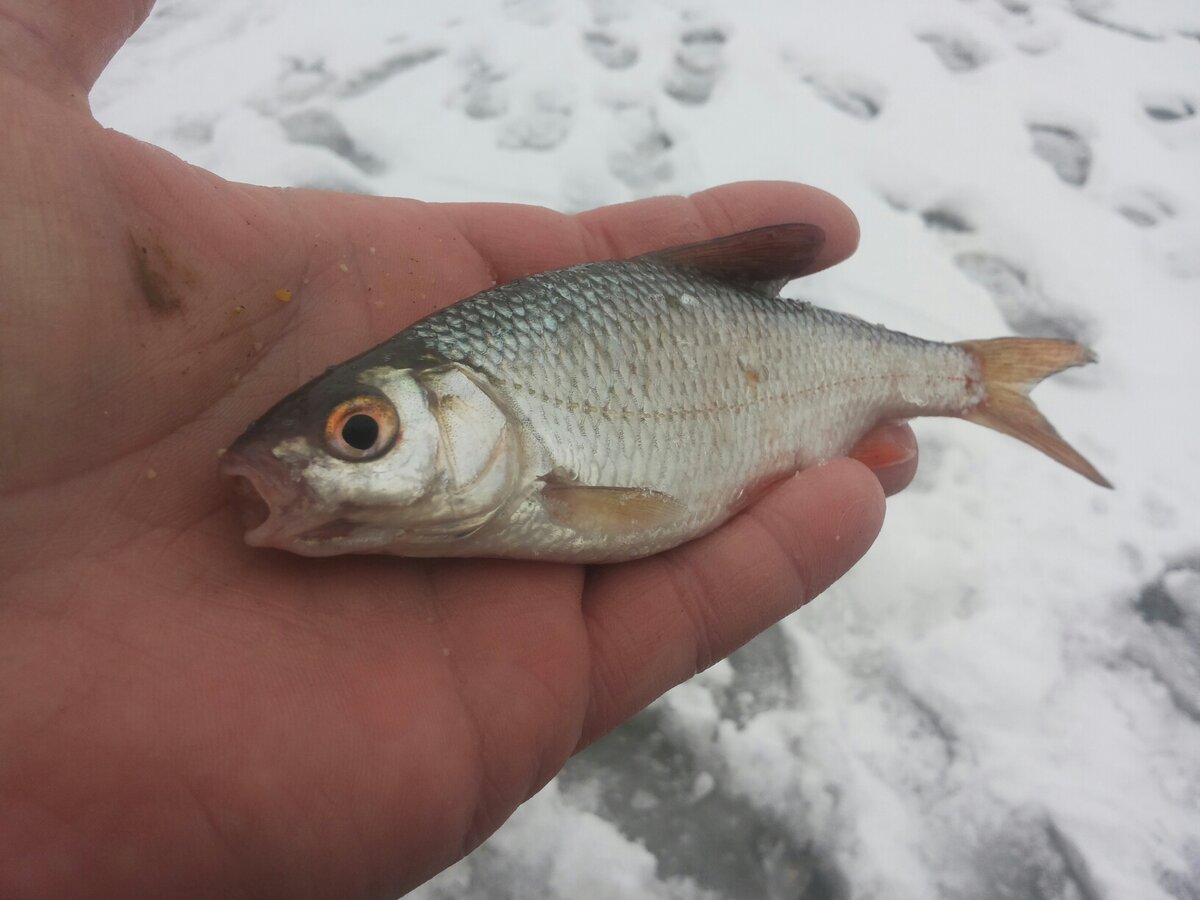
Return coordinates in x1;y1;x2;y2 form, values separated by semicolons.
324;395;400;461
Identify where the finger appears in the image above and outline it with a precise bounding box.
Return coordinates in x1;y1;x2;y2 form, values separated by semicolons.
578;458;884;747
581;181;860;275
246;179;858;349
0;1;154;96
848;422;918;497
214;179;859;396
439;180;859;284
264;180;859;353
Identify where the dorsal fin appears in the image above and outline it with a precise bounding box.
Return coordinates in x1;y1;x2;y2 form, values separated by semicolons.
637;223;825;296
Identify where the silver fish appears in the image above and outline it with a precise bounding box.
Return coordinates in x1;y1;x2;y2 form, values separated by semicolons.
221;224;1109;562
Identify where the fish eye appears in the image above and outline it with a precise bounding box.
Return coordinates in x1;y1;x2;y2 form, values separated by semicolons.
341;414;378;450
324;395;399;461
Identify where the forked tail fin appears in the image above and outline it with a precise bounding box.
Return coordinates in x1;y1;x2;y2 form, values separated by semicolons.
955;338;1112;488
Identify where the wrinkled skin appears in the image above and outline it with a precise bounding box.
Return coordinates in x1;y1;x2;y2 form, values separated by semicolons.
0;3;917;898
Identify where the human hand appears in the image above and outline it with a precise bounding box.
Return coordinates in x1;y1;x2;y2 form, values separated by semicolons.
0;4;916;897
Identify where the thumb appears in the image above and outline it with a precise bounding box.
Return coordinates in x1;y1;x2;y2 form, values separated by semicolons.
578;457;886;747
0;1;154;97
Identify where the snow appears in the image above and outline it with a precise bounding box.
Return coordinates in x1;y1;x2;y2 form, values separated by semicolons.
94;0;1200;897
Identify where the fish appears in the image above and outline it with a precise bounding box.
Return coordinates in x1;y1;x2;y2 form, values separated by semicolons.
220;224;1110;563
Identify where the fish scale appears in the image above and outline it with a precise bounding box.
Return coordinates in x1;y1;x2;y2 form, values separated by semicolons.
221;224;1109;562
387;259;973;559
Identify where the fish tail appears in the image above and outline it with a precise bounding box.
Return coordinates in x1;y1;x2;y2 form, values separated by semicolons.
955;338;1112;488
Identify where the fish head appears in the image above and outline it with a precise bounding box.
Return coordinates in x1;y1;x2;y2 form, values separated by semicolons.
221;362;521;556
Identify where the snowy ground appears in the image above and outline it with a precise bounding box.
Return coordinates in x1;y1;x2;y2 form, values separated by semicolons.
94;1;1200;897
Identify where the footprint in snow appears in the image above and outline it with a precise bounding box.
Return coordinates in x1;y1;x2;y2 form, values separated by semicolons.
878;191;974;234
1134;557;1199;631
783;50;885;120
806;70;886;120
335;45;445;98
1069;0;1163;41
1141;92;1197;123
1114;188;1175;227
606;102;675;190
1126;557;1200;736
1028;123;1092;187
663;24;726;106
714;626;796;727
974;0;1062;55
280;108;385;175
955;252;1097;344
451;52;508;120
966;816;1103;900
917;29;993;71
583;29;638;69
497;92;573;151
275;56;333;107
921;205;975;233
560;706;833;900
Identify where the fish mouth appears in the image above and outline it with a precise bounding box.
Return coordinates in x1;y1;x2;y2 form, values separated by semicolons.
229;473;272;533
219;449;306;548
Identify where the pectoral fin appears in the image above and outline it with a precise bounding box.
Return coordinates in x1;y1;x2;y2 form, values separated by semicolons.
539;478;684;534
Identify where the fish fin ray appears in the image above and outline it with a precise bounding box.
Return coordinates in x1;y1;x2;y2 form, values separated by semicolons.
848;424;917;470
640;224;825;296
539;478;684;533
957;338;1112;488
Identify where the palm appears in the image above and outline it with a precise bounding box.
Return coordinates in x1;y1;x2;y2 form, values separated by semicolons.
0;11;913;897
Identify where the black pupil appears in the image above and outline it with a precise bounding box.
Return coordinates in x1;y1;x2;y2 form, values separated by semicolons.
341;414;379;451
